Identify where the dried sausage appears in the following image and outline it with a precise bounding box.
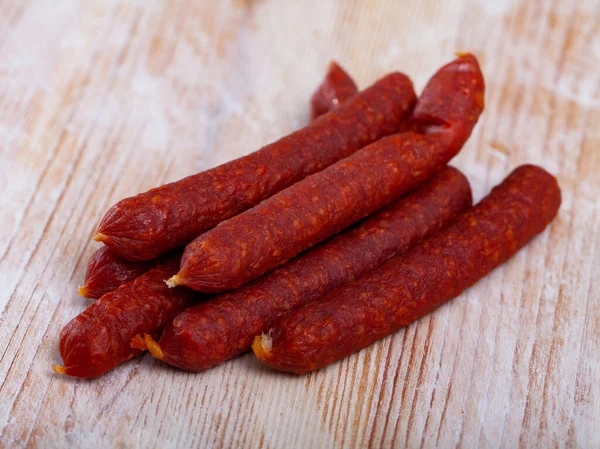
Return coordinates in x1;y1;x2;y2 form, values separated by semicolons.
77;67;358;300
53;255;195;378
96;73;414;261
54;255;195;378
151;168;470;370
79;71;355;298
170;54;484;292
311;61;358;119
94;73;416;261
145;167;471;371
252;164;561;373
78;247;156;299
253;164;561;373
169;54;485;292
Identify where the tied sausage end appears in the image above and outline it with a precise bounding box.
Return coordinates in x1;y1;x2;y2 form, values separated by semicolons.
252;334;273;361
130;334;147;351
78;285;91;298
165;275;180;288
52;365;66;375
144;334;164;359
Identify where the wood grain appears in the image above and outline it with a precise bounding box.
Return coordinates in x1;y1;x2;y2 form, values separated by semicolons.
1;0;598;447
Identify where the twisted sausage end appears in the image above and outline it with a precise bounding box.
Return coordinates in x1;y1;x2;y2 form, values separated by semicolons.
165;275;180;288
78;285;91;298
252;333;272;361
145;334;164;360
52;365;66;375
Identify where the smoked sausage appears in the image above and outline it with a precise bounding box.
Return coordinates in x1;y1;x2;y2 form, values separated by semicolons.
145;167;471;371
81;68;357;298
169;54;485;292
53;255;195;378
252;165;561;373
95;73;416;261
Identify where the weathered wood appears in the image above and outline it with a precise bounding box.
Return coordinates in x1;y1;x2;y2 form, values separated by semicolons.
0;0;598;447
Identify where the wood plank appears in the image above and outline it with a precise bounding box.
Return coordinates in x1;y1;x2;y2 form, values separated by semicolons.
0;0;598;447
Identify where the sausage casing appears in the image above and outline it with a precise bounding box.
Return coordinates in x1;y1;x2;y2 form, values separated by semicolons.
172;54;485;292
95;73;416;261
311;61;358;119
81;67;358;296
253;165;561;373
78;247;156;299
150;167;471;371
54;255;195;378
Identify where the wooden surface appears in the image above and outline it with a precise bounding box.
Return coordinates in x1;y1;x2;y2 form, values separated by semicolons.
1;0;599;447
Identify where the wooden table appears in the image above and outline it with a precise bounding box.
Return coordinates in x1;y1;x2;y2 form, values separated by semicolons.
1;0;598;447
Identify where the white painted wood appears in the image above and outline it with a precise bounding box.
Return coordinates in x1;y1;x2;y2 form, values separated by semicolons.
0;0;598;447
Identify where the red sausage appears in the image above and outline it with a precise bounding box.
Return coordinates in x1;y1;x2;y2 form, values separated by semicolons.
78;247;157;299
53;255;195;378
95;73;416;261
252;165;561;373
169;54;485;292
80;70;357;298
145;167;471;371
311;61;358;119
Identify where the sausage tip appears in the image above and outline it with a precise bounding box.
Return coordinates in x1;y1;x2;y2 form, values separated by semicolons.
93;233;107;243
144;334;164;359
252;333;272;360
130;334;147;350
165;275;180;288
78;285;91;298
52;365;66;375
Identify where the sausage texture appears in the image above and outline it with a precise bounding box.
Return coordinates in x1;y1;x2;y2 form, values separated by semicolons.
252;165;561;374
78;247;156;299
95;73;416;261
170;54;485;292
54;255;195;378
311;61;358;119
81;69;357;298
147;167;471;371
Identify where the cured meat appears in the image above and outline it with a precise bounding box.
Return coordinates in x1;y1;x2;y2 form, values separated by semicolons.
170;54;485;292
252;165;561;373
145;167;471;371
95;72;416;261
53;255;195;378
79;67;358;298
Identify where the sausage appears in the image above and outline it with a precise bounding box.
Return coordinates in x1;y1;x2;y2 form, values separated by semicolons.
144;167;471;371
80;71;357;299
94;73;416;261
170;54;483;292
252;164;562;373
168;54;485;292
53;255;195;378
78;247;157;299
311;61;358;119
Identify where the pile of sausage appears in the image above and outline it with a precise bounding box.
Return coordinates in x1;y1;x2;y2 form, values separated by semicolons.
53;54;561;378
